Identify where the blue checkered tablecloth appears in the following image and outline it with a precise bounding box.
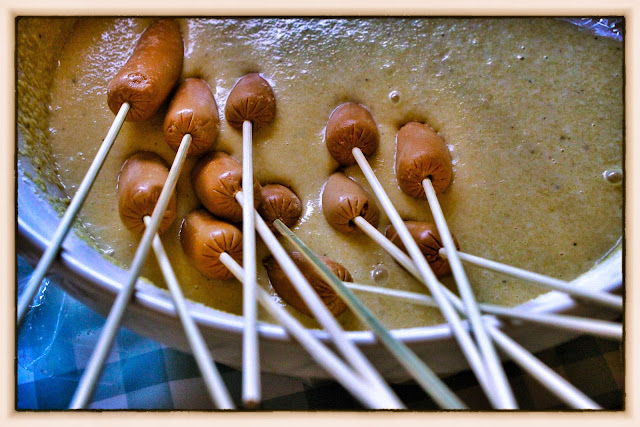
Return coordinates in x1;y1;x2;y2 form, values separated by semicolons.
16;256;624;411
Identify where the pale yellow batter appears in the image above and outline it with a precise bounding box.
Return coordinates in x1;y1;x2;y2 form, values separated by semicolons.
18;17;623;330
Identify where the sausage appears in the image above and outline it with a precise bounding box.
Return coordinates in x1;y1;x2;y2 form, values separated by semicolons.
191;151;263;223
257;184;303;233
224;73;276;130
117;151;177;235
321;172;379;234
384;221;459;278
164;78;220;156
264;252;349;318
107;19;184;122
325;102;379;166
395;122;452;199
180;209;243;280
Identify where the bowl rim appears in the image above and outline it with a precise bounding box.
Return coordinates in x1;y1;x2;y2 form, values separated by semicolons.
17;190;623;346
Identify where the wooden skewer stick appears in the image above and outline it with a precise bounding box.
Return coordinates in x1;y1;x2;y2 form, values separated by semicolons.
218;253;405;409
235;191;404;409
345;283;622;340
422;178;515;409
274;219;467;410
438;248;623;311
17;103;130;325
353;216;603;409
241;120;260;407
69;133;192;409
350;148;507;408
144;216;234;409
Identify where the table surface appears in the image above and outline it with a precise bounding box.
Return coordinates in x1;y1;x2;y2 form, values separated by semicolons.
16;256;624;411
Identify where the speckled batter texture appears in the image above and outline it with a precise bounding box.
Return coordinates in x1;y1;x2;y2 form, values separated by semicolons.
18;18;623;330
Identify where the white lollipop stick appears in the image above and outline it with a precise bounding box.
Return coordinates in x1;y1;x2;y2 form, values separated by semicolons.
487;326;600;409
241;120;260;407
350;149;506;407
18;102;130;325
218;253;405;409
235;191;404;409
345;283;622;340
422;178;515;409
144;217;234;409
476;303;621;340
438;248;623;310
69;133;191;409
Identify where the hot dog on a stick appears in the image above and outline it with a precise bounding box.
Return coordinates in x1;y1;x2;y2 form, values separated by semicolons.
394;121;515;407
108;19;184;122
224;72;276;407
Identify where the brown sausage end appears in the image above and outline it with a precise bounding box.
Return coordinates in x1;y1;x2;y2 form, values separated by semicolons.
322;172;379;234
180;210;243;280
224;73;276;130
384;221;459;278
395;122;453;199
164;78;220;156
325;102;379;166
257;184;303;233
117;151;177;235
192;151;262;222
107;19;184;122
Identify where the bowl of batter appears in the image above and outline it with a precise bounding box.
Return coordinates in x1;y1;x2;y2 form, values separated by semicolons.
16;17;623;380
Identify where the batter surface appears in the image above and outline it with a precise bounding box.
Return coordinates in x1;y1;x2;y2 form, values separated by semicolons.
22;18;623;330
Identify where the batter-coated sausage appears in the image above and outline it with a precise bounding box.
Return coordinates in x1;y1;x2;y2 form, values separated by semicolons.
191;152;263;223
117;151;177;235
395;122;452;199
164;78;220;156
107;19;184;122
264;252;349;318
224;73;276;130
257;184;303;233
384;221;459;278
325;102;379;166
321;172;379;234
180;209;243;280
